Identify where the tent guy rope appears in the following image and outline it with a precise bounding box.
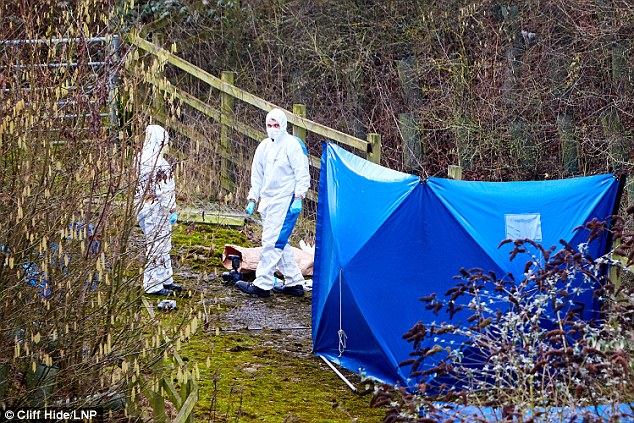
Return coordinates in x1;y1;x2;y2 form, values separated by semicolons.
338;268;347;357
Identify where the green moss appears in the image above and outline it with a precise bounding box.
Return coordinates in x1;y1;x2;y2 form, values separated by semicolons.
179;330;384;422
152;223;385;422
171;223;251;269
156;303;384;421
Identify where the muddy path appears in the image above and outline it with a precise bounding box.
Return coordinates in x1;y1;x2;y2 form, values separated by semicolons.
181;268;314;356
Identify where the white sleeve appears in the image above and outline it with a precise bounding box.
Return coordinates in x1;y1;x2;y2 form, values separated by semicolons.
156;161;176;212
158;178;176;212
247;141;265;201
290;140;310;198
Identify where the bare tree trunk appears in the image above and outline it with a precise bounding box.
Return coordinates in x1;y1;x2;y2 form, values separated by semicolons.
450;52;477;173
558;114;578;175
509;119;538;176
551;11;579;175
396;55;422;109
603;39;629;173
346;61;367;139
500;3;524;107
396;55;424;172
399;112;423;173
498;2;538;178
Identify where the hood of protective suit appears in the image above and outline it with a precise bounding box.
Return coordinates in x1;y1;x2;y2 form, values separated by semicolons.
266;108;288;140
140;124;169;165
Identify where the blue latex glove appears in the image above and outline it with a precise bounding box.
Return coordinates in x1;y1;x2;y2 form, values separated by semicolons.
290;198;302;214
245;201;255;215
169;212;178;224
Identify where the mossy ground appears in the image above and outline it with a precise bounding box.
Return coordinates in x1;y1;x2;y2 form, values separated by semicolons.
152;221;385;422
171;222;252;270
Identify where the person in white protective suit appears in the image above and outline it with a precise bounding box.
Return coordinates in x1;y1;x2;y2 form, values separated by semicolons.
135;124;182;296
236;108;310;298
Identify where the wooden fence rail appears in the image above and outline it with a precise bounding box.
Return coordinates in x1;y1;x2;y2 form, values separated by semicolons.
125;32;381;200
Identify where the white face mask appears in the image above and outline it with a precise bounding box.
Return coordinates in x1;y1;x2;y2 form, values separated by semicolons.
267;127;281;140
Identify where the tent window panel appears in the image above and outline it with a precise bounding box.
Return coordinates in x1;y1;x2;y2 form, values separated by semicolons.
505;213;542;242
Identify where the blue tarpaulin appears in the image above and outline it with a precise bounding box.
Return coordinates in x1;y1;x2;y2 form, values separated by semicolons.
312;142;622;388
425;402;634;421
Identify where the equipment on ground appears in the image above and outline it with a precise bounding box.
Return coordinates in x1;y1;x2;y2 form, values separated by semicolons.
222;254;242;285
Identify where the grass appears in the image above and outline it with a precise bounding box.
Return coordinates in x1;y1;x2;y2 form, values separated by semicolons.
153;221;385;422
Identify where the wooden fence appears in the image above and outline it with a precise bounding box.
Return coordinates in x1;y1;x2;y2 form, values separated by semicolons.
125;32;382;202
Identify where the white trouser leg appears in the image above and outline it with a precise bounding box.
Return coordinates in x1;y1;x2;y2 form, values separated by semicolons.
277;244;303;286
254;198;303;290
155;220;174;286
255;244;282;290
138;202;173;293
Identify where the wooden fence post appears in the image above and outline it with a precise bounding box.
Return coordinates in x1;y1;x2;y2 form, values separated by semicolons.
221;71;236;192
150;386;167;423
185;379;195;423
293;104;307;141
448;165;463;180
151;61;167;126
292;104;308;216
366;133;381;164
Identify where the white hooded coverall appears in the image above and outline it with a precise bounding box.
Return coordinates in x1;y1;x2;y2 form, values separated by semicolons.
248;109;310;290
135;125;176;294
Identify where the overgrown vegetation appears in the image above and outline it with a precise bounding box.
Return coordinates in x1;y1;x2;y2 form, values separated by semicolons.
370;213;634;422
0;0;198;418
129;0;633;190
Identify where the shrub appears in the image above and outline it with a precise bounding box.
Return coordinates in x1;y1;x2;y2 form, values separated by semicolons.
0;0;195;415
371;213;634;422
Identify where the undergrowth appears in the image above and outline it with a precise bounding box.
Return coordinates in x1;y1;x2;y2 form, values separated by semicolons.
371;212;634;422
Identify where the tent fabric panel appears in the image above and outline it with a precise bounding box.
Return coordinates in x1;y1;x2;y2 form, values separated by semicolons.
312;274;404;385
323;143;419;268
325;184;513;387
313;142;419;340
311;144;340;338
426;175;619;277
426;175;620;324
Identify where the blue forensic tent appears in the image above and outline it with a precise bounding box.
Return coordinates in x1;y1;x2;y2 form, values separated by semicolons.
312;142;623;388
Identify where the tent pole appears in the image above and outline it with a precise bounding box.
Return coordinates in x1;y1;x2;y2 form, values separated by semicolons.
319;356;357;392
